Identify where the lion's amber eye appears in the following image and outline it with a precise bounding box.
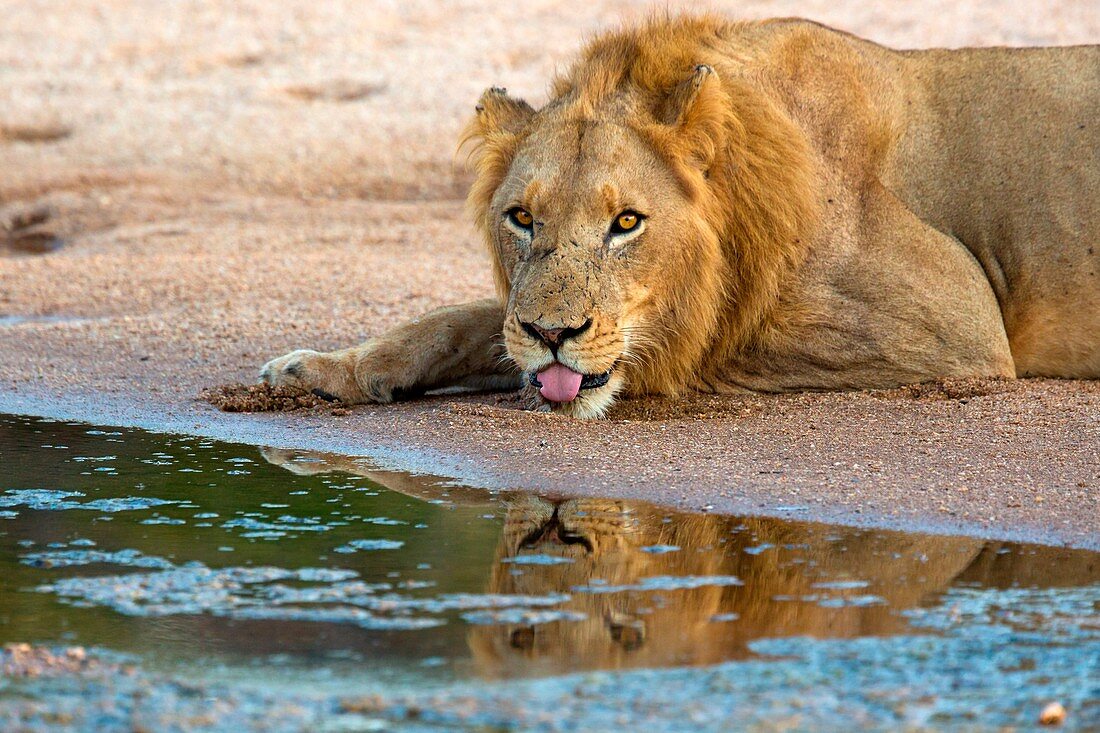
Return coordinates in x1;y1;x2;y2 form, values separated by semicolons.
611;210;643;235
508;208;534;230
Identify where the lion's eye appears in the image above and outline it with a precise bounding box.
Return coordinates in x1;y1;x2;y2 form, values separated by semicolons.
507;207;534;230
611;210;644;235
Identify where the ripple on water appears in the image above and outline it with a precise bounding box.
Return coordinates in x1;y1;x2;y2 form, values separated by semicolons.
221;516;339;533
334;539;405;553
29;549;573;628
0;490;178;513
462;609;587;625
573;575;744;594
640;544;681;554
22;548;174;570
502;554;575;565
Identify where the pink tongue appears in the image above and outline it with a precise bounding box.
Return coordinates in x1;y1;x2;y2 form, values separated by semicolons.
537;363;584;403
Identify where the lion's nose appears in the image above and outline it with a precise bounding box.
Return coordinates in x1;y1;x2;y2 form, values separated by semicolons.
519;318;592;354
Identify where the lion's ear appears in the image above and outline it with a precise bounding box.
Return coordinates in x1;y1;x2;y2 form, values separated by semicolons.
472;87;536;137
661;65;729;172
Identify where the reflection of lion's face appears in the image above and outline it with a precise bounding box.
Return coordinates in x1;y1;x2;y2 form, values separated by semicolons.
480;495;723;676
489;116;723;419
470;495;982;679
501;494;644;560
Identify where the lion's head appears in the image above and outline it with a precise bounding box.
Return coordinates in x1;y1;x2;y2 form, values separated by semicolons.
463;17;821;417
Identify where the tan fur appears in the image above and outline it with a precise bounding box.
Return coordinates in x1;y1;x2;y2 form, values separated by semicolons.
262;15;1098;418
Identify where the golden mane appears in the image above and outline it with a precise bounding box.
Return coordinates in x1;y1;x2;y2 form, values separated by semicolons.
463;15;823;395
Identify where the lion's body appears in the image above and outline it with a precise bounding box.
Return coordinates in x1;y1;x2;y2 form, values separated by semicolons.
738;25;1100;388
885;44;1100;378
262;16;1099;418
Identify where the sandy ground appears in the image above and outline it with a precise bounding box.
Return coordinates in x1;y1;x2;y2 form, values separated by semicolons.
1;1;1098;548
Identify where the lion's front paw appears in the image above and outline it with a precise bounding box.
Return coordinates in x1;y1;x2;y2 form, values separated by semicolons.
259;349;363;403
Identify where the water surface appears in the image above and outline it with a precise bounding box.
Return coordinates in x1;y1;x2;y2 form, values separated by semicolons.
0;414;1097;728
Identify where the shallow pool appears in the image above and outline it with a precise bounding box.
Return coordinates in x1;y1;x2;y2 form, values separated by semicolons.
1;413;1097;730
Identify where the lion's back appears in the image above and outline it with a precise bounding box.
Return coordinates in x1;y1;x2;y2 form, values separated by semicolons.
884;44;1100;376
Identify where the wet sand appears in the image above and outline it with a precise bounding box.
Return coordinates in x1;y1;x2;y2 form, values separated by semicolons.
2;1;1098;548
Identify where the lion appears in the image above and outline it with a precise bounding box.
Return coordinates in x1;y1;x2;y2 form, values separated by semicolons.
261;15;1099;418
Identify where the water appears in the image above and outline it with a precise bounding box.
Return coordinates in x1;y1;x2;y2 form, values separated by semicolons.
0;414;1098;730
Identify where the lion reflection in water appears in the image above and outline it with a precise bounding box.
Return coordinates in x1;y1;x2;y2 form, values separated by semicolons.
261;448;1057;678
472;494;980;678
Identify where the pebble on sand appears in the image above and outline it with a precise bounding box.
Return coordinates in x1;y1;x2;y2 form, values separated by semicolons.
1039;702;1066;726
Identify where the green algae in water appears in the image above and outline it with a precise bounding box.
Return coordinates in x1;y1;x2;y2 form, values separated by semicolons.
1;414;1099;730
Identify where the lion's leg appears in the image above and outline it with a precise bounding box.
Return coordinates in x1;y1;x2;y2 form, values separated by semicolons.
260;299;520;403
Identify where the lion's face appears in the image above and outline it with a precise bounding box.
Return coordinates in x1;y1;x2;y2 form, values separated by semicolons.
467;50;821;417
488;114;718;418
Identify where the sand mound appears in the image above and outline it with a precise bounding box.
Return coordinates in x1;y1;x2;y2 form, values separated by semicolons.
444;378;1023;422
446;389;767;422
876;377;1021;402
606;393;769;422
201;383;350;415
